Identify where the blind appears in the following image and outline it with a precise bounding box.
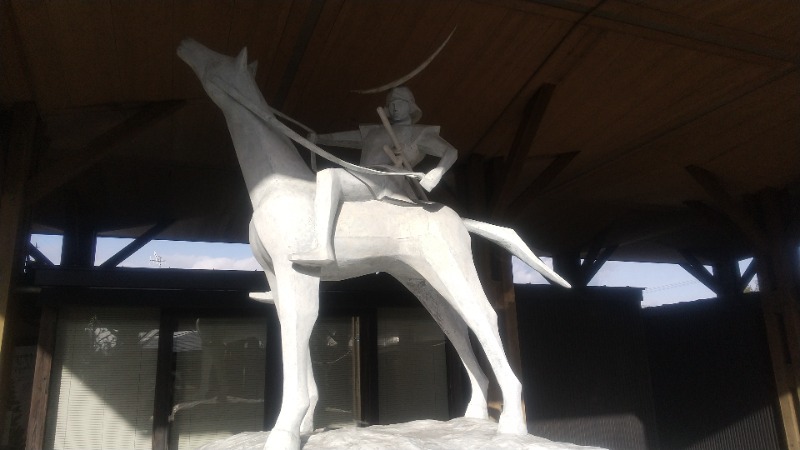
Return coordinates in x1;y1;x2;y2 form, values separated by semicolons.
44;307;159;450
378;308;448;425
309;317;358;429
169;316;267;450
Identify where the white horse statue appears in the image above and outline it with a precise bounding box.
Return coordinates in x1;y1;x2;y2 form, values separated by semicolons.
177;39;570;450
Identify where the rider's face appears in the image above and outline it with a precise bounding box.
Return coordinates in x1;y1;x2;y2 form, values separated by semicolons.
388;99;411;123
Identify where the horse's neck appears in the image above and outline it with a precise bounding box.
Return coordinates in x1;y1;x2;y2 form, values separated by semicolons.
221;104;315;206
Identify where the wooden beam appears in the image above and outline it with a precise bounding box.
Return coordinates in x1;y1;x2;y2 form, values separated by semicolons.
553;251;583;287
740;257;758;292
529;0;799;65
583;244;618;286
678;249;718;294
492;83;556;217
26;242;53;266
0;104;37;432
685;165;769;252
712;257;742;298
472;0;604;157
59;193;96;268
684;200;745;242
755;189;800;449
684;186;800;447
271;0;326;110
25;100;183;205
99;220;174;268
24;305;57;450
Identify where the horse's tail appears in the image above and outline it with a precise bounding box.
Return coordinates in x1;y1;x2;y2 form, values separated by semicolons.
462;218;571;288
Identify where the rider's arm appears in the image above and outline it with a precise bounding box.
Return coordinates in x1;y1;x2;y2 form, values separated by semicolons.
314;130;363;150
418;132;458;191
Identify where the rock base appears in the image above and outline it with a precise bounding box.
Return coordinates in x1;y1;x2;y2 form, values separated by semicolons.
199;417;606;449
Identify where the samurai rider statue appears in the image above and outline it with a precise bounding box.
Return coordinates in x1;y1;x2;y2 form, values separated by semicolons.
289;85;458;266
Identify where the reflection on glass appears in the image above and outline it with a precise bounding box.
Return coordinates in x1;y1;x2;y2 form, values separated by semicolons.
170;316;267;450
378;308;448;425
310;317;359;429
45;307;159;450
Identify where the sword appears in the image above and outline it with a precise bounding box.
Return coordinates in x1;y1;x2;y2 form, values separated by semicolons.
376;106;429;201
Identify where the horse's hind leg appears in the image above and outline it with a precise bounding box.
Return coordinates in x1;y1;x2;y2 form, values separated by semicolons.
397;277;489;419
410;247;527;435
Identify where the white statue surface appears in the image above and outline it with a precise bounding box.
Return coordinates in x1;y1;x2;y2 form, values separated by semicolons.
177;39;570;450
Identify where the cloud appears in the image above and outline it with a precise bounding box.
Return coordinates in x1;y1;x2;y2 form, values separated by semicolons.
511;256;551;284
190;256;260;271
120;252;260;271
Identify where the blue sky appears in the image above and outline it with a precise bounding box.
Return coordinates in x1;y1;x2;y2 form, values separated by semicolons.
31;234;755;308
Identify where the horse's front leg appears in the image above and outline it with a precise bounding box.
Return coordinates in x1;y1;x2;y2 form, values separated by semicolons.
299;349;319;434
263;263;320;450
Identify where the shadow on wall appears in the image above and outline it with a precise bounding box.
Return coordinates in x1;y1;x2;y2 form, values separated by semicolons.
516;285;657;450
643;294;780;450
516;285;780;450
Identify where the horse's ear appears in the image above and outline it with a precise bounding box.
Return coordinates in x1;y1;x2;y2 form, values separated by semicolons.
236;47;248;71
248;60;258;77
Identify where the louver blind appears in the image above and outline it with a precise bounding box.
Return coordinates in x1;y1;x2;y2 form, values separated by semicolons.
169;316;267;450
309;317;358;429
377;308;448;425
44;307;159;450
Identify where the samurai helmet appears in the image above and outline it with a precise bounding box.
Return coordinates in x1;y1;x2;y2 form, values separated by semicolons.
387;86;422;124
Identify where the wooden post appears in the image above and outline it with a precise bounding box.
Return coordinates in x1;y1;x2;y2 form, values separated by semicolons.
712;257;743;299
753;190;800;450
553;251;583;288
686;166;800;448
25;306;57;450
0;104;37;436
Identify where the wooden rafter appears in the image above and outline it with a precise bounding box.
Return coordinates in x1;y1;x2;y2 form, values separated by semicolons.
26;241;53;266
25;100;184;205
271;0;327;110
492;83;556;217
739;257;758;292
577;228;617;286
678;249;718;294
685;165;768;252
99;220;174;268
582;244;618;286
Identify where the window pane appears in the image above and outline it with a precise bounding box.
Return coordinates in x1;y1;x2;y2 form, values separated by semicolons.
378;308;448;424
45;307;159;450
310;317;358;429
170;316;267;450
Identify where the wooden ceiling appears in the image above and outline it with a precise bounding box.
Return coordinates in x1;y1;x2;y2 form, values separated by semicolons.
2;0;799;263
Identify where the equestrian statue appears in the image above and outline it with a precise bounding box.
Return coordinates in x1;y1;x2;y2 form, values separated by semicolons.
177;38;569;450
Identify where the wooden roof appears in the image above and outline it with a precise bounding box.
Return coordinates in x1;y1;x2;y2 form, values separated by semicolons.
2;0;799;263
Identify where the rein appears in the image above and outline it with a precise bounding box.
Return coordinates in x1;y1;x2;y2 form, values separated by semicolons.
211;76;424;180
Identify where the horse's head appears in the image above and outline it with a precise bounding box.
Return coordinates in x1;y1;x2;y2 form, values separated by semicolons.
177;38;260;110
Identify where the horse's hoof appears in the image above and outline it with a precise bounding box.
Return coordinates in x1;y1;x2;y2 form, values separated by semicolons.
463;402;489;419
497;412;528;435
264;428;301;450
